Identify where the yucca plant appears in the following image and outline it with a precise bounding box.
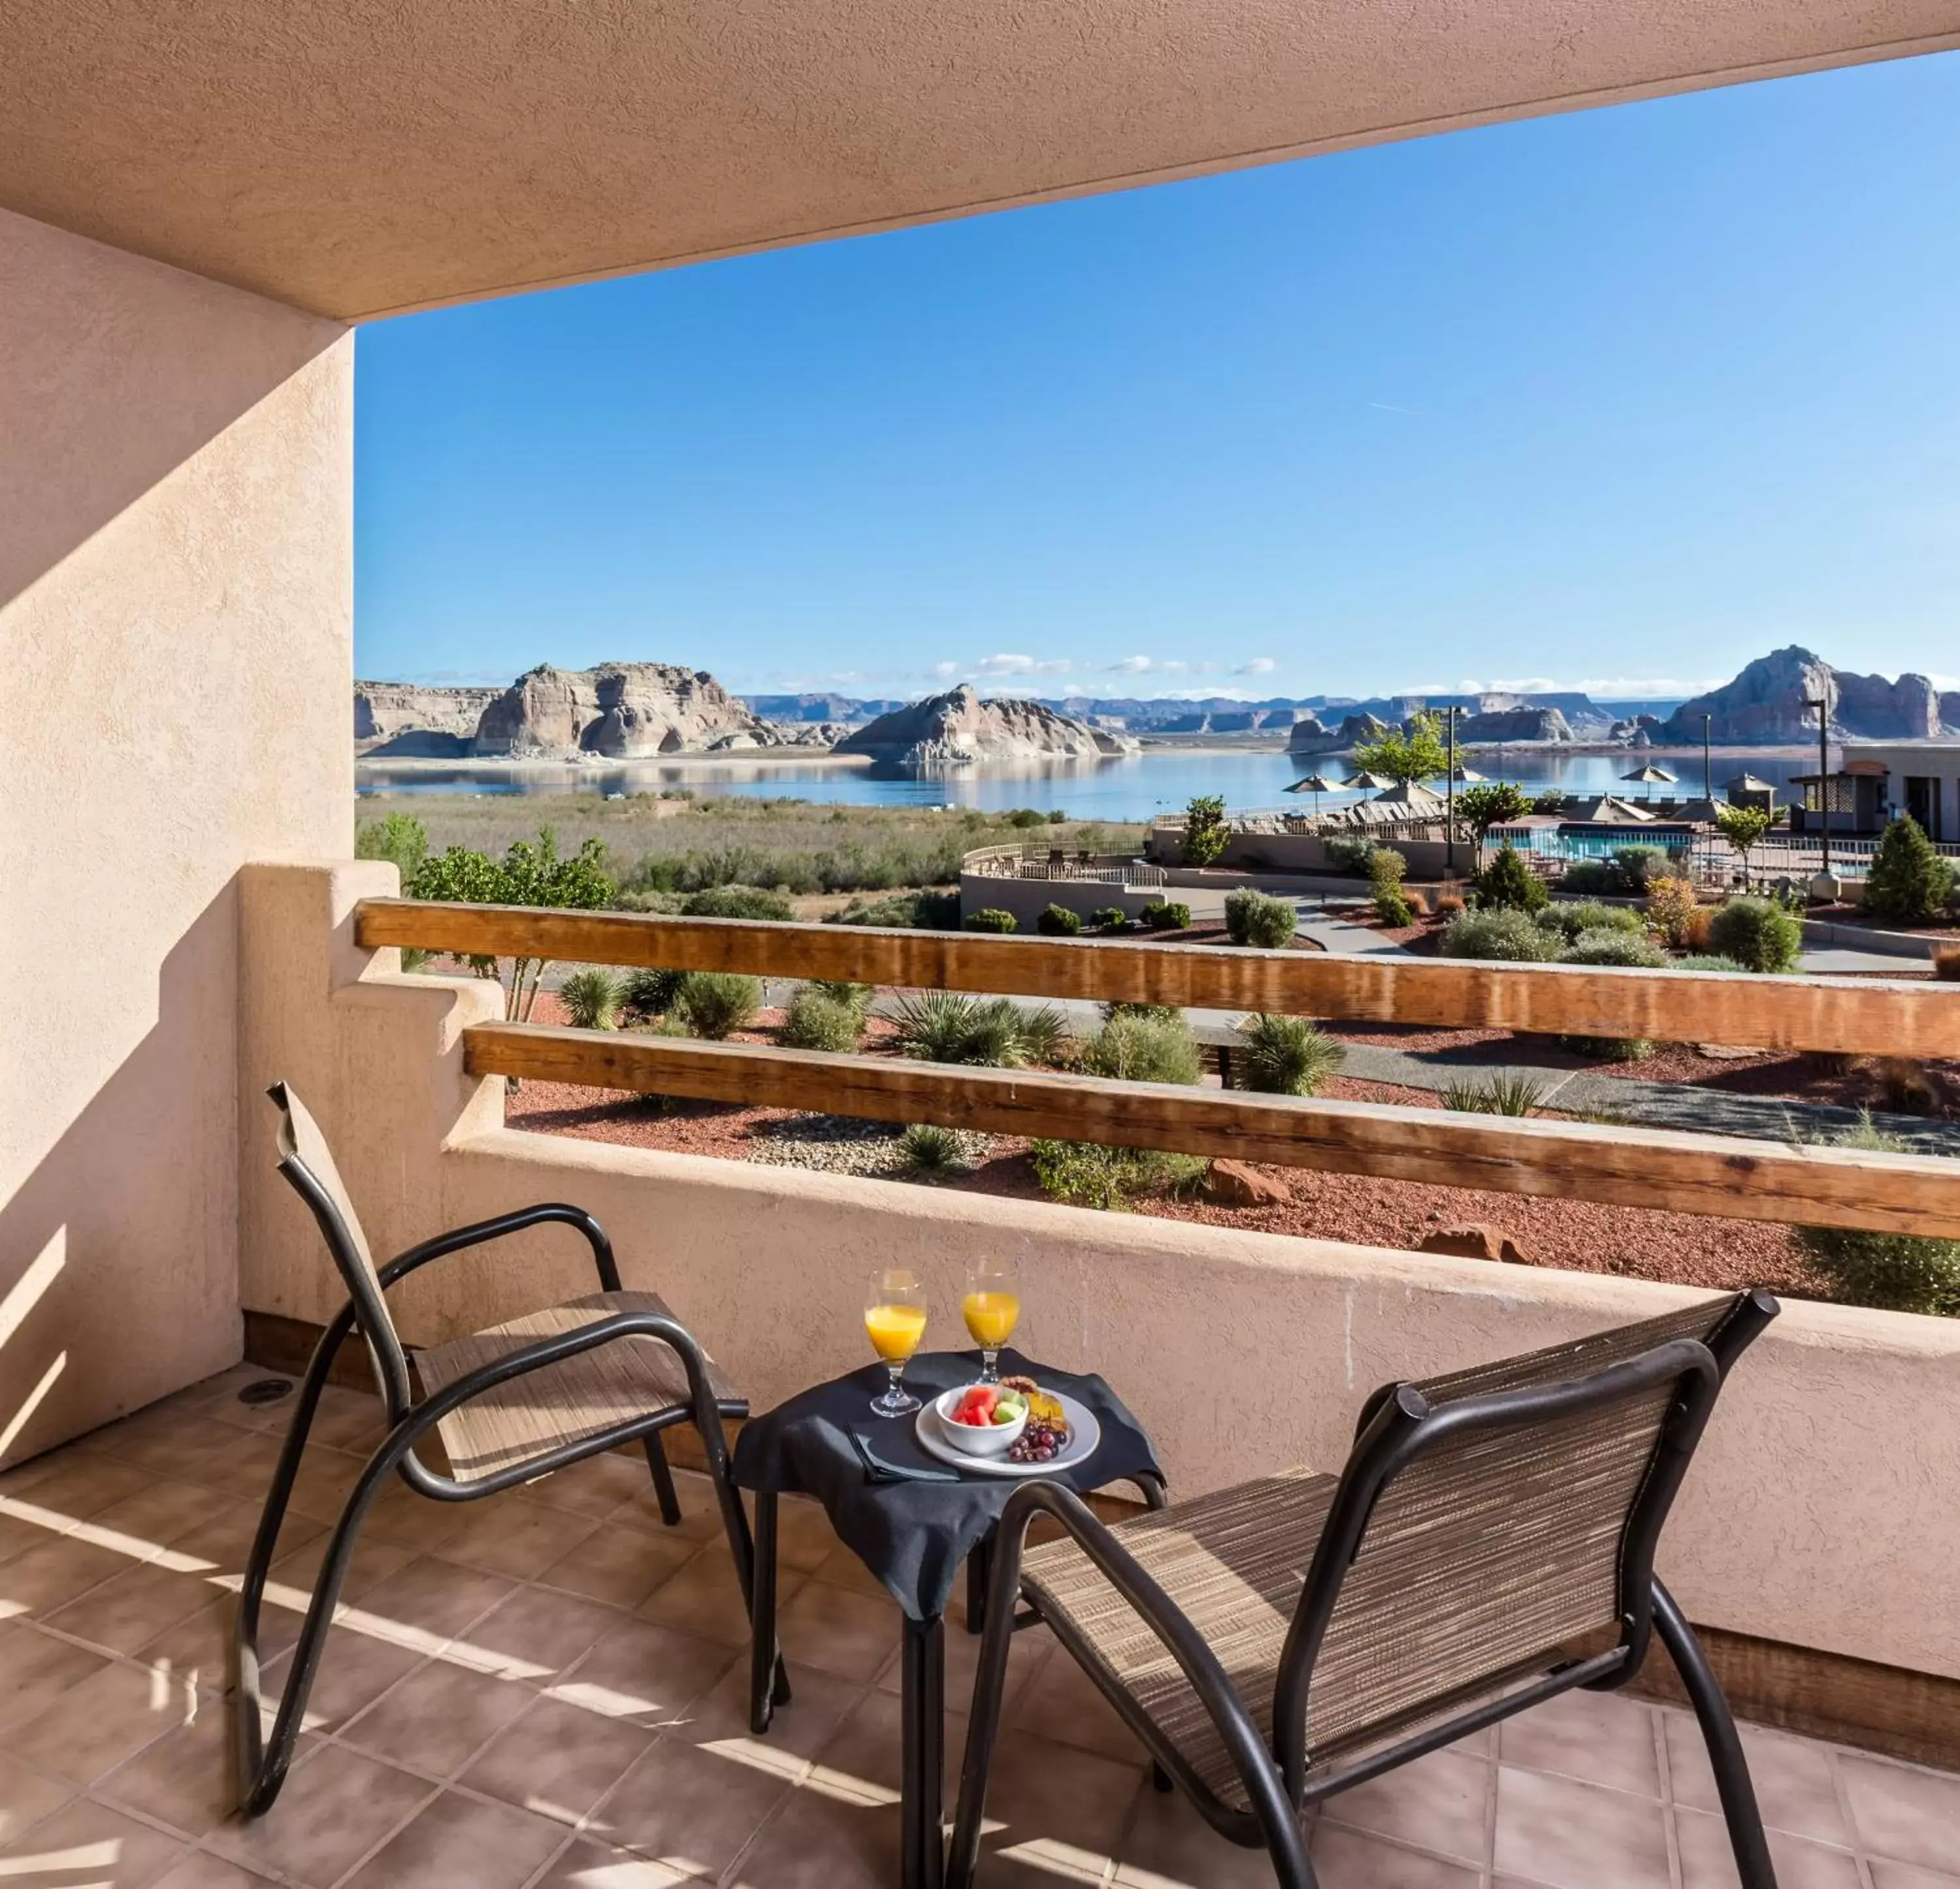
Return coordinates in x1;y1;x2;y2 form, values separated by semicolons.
1235;1015;1344;1096
809;979;874;1012
887;991;1028;1067
674;971;762;1041
900;1123;966;1173
558;968;623;1031
1439;1072;1552;1116
621;966;686;1020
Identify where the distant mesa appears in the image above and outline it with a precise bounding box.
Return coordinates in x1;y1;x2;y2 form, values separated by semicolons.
832;683;1140;769
353;681;500;757
1659;645;1951;743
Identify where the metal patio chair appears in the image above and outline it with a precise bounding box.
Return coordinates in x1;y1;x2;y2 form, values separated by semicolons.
234;1082;776;1815
950;1291;1782;1889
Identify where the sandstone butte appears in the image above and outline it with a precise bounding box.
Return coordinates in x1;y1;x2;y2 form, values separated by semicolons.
832;683;1139;769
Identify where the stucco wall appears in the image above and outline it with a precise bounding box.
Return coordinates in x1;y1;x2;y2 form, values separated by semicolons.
0;210;350;1463
238;860;1960;1683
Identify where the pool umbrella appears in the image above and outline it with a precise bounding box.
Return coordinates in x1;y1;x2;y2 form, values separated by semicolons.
1448;763;1486;783
1342;769;1393;790
1284;772;1343;817
1620;761;1678;801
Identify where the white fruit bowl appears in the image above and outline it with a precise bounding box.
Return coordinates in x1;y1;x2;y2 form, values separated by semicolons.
934;1385;1027;1457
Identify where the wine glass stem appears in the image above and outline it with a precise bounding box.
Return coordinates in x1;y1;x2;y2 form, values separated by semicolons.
888;1361;904;1400
980;1348;998;1384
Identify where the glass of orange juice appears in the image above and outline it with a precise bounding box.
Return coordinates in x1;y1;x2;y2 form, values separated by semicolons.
864;1267;928;1417
962;1257;1021;1384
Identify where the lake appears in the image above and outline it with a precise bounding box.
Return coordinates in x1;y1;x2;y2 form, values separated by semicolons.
356;748;1815;824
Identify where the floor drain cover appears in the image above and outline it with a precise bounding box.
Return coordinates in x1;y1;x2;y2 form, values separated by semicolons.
238;1378;293;1406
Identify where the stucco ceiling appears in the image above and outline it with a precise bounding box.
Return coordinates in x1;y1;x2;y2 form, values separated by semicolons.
3;1;1957;321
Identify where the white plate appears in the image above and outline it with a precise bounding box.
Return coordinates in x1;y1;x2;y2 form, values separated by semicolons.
915;1391;1102;1479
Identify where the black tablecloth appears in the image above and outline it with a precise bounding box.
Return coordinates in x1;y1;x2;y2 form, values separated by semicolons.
731;1349;1162;1621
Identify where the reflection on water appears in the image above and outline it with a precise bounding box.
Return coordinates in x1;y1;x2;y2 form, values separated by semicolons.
356;749;1816;825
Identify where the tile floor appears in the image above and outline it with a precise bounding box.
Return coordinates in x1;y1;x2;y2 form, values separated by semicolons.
1;1363;1955;1888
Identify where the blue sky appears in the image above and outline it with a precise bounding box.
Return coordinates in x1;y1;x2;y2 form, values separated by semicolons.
355;51;1959;704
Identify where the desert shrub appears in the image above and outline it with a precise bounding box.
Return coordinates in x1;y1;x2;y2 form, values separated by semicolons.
681;884;794;922
1935;946;1960;982
1559;1035;1658;1061
1088;907;1131;932
615;888;689;914
964;908;1019;934
777;989;864;1053
1560;928;1669;969
1674;953;1749;973
1374;891;1415;927
557;968;623;1030
1029;1140;1207;1211
1612;847;1674;895
828;890;961;930
1878;1058;1937;1114
1707;897;1803;974
1100;1001;1183;1025
1442;908;1557;963
1682;906;1714;951
674;971;762;1040
1558;860;1620;896
1235;1015;1344;1096
1367;848;1407;892
1536;900;1643;944
1645;876;1701;950
1081;1013;1202;1086
1014;1005;1072;1066
899;1123;966;1173
1440;1072;1551;1115
621;966;686;1019
1864;816;1955;926
1403;886;1430;917
355;810;430;880
1139;901;1192;931
1434;888;1467;917
1224;888;1298;948
1473;844;1548;913
1797;1119;1960;1316
1179;795;1232;867
1323;835;1377;876
887;992;1056;1067
810;979;873;1012
1005;808;1048;830
1037;903;1085;937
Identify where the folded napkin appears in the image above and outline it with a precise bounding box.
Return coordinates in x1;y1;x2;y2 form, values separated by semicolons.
850;1428;962;1484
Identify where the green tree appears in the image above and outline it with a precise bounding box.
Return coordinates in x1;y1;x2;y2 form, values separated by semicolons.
1864;815;1955;926
1454;781;1529;847
408;826;616;1021
1471;843;1549;913
1351;711;1448;785
1712;803;1772;892
355;810;429;880
1179;795;1231;867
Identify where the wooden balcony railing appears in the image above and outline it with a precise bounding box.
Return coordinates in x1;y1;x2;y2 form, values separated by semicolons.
355;898;1960;1239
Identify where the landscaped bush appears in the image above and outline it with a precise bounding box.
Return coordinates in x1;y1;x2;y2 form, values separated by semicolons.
557;968;623;1030
1081;1012;1202;1086
1798;1119;1960;1316
1535;900;1644;944
1674;954;1748;973
1322;834;1377;875
1367;848;1407;892
681;884;794;922
355;810;430;880
1707;897;1803;974
621;966;686;1019
964;908;1019;934
1558;1035;1657;1062
899;1123;966;1174
615;888;689;914
1028;1140;1206;1211
887;992;1060;1067
1441;907;1557;962
1100;1002;1183;1025
1612;847;1674;894
1560;928;1669;969
1139;901;1192;931
674;971;762;1039
1878;1058;1938;1114
1433;887;1467;916
1224;888;1298;948
1645;876;1701;950
1037;903;1084;936
1088;907;1132;932
1179;795;1232;867
1234;1015;1344;1096
1557;860;1620;896
826;890;962;929
1365;848;1413;926
1440;1072;1551;1115
1472;844;1548;913
777;988;864;1053
1863;816;1955;926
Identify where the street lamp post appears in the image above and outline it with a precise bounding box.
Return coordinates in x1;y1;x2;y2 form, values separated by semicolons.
1445;706;1459;875
1701;713;1712;803
1803;694;1831;885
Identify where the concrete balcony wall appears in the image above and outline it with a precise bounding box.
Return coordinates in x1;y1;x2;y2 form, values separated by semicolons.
0;210;351;1463
238;860;1960;1687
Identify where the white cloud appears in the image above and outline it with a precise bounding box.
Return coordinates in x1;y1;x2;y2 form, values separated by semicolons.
1107;655;1156;674
1427;675;1725;700
1235;657;1277;675
930;660;962;679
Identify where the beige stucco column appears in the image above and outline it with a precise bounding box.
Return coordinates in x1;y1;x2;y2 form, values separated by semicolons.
0;207;351;1462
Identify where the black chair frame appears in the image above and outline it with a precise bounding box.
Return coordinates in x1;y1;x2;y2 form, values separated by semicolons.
235;1105;782;1815
949;1292;1781;1889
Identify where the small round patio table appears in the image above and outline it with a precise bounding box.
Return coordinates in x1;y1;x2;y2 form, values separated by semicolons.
732;1348;1165;1889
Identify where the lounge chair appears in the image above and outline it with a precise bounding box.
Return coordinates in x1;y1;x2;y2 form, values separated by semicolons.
233;1082;770;1815
949;1291;1781;1888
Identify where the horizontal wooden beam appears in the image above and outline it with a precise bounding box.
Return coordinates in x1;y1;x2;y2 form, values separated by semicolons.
361;900;1956;1057
465;1022;1960;1238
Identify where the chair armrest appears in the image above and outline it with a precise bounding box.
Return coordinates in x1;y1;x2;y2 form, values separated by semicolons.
990;1481;1279;1808
380;1203;619;1293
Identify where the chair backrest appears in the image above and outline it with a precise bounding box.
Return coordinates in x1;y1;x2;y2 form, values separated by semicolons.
1275;1291;1774;1784
267;1082;414;1417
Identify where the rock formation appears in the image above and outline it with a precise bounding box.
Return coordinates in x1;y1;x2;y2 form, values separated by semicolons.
1456;706;1573;744
833;684;1139;768
1661;647;1947;744
354;681;500;756
1287;712;1391;756
472;663;772;758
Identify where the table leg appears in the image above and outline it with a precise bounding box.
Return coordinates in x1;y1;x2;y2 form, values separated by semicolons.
964;1538;988;1636
900;1613;945;1889
749;1491;779;1736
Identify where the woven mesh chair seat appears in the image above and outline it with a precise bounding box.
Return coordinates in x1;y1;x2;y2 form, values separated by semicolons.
416;1291;736;1484
1021;1296;1737;1810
